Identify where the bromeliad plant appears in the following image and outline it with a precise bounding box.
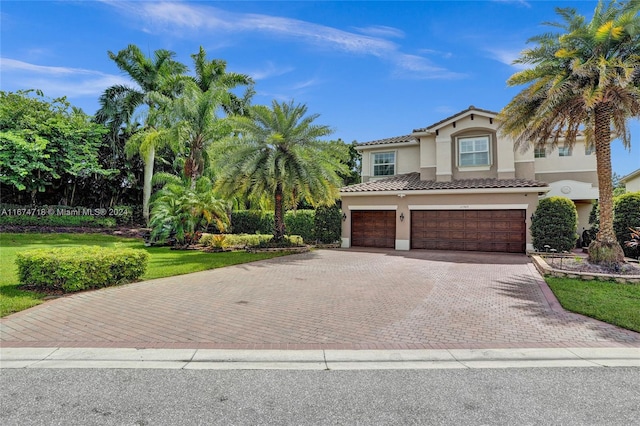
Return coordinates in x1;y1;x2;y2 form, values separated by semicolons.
149;173;229;247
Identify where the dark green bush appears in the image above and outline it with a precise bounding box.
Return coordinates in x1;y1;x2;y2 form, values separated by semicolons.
284;210;315;243
16;246;149;292
230;211;274;234
531;196;578;252
314;205;342;244
613;192;640;258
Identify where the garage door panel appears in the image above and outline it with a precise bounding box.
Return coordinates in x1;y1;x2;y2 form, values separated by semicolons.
411;209;525;253
351;211;395;248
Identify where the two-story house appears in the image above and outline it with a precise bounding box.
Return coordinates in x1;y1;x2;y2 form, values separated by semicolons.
340;106;598;253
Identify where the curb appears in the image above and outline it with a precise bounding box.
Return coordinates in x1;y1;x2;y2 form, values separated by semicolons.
2;347;638;370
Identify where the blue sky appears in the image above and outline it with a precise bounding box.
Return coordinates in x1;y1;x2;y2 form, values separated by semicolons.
1;0;638;176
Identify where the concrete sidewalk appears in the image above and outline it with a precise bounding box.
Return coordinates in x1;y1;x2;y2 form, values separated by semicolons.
2;347;638;370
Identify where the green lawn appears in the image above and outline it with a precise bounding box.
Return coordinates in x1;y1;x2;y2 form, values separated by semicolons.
0;233;289;317
546;277;640;332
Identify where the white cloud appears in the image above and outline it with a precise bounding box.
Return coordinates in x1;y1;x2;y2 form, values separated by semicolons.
245;62;295;81
289;78;321;91
485;48;529;70
352;25;405;39
103;1;462;80
491;0;532;8
0;57;133;97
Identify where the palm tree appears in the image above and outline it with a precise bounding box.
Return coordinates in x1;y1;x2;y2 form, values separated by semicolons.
152;47;254;189
498;0;640;265
215;100;349;242
190;46;255;117
95;44;187;224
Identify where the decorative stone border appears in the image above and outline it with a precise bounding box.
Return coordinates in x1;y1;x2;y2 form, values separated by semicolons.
531;255;640;284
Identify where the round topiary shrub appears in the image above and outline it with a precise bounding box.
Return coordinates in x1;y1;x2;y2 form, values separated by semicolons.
531;196;578;252
613;191;640;259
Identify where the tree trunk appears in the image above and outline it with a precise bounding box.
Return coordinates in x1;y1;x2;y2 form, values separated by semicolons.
273;183;286;241
142;146;155;226
588;104;625;265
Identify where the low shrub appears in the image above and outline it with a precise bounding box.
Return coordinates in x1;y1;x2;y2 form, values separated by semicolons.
0;214;116;228
200;233;304;249
15;246;149;292
531;196;578;252
613;192;640;259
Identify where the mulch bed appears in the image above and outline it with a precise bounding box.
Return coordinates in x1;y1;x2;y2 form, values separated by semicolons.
544;256;640;276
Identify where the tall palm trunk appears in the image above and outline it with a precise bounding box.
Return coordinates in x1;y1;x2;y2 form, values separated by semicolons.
588;104;625;264
273;183;286;241
142;147;155;226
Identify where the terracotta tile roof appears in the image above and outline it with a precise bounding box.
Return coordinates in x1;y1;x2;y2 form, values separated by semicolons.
357;134;418;147
341;172;548;193
413;105;499;133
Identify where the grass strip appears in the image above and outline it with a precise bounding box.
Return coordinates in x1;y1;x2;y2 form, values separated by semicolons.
545;277;640;332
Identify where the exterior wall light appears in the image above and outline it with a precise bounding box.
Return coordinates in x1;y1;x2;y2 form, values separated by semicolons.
342;212;347;221
400;212;405;222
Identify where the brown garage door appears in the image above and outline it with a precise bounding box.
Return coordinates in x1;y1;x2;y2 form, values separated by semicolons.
411;210;526;253
351;210;396;248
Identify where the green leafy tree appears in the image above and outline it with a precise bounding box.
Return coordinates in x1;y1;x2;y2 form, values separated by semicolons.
0;90;108;205
499;0;640;265
215;100;349;241
95;45;187;224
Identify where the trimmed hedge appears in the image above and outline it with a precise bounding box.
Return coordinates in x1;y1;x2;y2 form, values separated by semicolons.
16;246;149;292
285;210;315;243
230;211;274;235
314;205;342;244
531;196;578;252
229;208;342;244
613;192;640;258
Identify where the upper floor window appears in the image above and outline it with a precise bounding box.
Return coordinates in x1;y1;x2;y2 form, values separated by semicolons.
458;136;490;167
534;146;546;158
585;144;595;155
372;151;395;176
558;146;572;157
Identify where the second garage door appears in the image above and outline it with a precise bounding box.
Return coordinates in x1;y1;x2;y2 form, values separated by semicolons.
411;210;526;253
351;210;396;248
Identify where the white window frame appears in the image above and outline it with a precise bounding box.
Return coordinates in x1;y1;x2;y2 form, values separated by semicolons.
457;135;491;169
372;151;396;177
558;146;572;157
534;146;546;158
585;144;595;155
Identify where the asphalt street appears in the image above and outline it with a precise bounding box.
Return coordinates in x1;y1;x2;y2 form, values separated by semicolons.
2;367;639;425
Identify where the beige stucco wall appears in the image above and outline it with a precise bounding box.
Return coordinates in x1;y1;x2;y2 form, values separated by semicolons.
341;191;539;250
360;144;420;181
624;174;640;192
574;201;594;239
533;141;596;177
515;161;535;180
536;171;598;186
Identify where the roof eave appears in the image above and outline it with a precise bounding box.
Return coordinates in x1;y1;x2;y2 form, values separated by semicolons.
341;186;550;196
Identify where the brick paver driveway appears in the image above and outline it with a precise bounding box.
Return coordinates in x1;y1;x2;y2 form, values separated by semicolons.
2;249;639;349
